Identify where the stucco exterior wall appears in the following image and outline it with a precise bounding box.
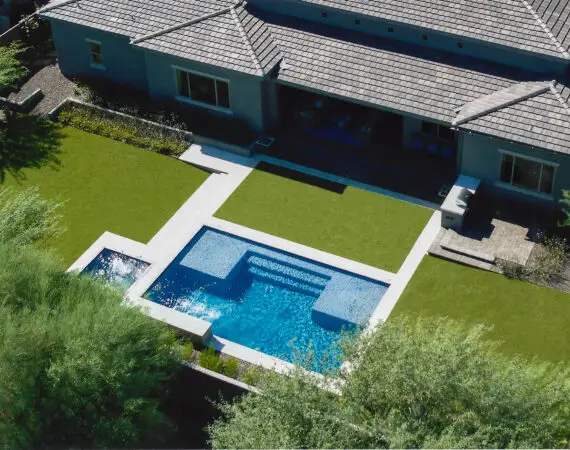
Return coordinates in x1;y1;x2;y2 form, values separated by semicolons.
49;19;148;91
249;0;565;75
143;50;265;132
460;131;570;206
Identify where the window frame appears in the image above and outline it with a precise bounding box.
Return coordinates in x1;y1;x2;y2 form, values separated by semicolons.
420;121;456;141
497;149;558;198
86;38;105;70
172;66;232;114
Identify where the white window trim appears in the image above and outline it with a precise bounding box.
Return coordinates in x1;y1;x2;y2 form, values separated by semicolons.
498;149;557;197
498;149;559;167
172;65;232;114
494;181;555;201
86;38;105;70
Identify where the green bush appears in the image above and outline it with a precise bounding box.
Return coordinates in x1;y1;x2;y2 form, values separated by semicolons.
0;243;181;448
209;317;570;449
0;41;28;91
199;347;223;373
58;106;188;157
242;366;261;386
222;357;240;378
0;186;64;247
182;342;195;362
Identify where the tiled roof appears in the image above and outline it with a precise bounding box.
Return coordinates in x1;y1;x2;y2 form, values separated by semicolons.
459;81;570;154
42;0;234;38
42;0;280;76
42;0;570;154
263;10;532;122
262;9;570;154
298;0;568;59
528;0;570;55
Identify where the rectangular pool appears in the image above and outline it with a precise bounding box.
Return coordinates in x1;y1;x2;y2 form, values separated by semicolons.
144;227;388;367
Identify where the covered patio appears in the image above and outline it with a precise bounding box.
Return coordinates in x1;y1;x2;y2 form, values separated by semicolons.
259;85;458;204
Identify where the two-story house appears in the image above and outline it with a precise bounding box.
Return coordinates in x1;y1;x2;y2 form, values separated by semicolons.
40;0;570;206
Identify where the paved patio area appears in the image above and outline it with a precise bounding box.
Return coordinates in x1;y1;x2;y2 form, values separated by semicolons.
430;218;536;272
429;190;551;272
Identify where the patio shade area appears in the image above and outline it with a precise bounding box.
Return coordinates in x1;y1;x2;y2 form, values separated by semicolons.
1;126;209;266
215;162;432;273
392;256;570;362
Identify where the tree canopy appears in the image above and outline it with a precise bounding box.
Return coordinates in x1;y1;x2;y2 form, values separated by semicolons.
209;317;570;449
0;189;183;448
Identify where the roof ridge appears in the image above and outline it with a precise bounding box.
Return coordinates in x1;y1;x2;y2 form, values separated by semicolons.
519;0;570;59
230;3;264;76
453;80;552;126
39;0;81;13
549;81;570;114
131;1;241;45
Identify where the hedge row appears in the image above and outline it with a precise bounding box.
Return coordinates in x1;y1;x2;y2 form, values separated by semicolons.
58;105;189;156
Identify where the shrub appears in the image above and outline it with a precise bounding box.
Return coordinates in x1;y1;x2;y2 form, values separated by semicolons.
58;106;188;157
242;366;261;386
527;231;567;283
209;317;570;449
182;342;195;362
0;41;28;91
498;259;527;280
222;357;240;379
0;243;181;448
199;347;223;373
0;186;64;247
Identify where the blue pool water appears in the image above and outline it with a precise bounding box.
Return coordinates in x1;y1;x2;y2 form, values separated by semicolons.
145;227;388;367
83;249;149;292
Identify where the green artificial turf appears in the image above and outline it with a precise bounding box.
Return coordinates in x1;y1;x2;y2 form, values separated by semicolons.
392;256;570;362
2;126;209;267
215;162;433;272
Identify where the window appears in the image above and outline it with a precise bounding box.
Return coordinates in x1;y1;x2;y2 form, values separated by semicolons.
175;69;230;109
421;121;456;141
499;152;556;195
86;39;104;68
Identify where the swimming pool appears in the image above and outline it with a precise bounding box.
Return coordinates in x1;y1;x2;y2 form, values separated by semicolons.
82;249;149;292
144;227;388;367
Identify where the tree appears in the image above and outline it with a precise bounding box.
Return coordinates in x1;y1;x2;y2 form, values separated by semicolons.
0;42;28;90
0;192;183;448
209;317;570;449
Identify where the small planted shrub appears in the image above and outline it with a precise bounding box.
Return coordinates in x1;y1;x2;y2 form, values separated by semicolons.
199;347;223;373
222;357;240;378
529;232;567;283
242;366;261;386
181;342;194;362
58;105;188;156
498;259;527;280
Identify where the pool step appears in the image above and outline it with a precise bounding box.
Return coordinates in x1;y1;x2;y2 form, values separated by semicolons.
247;255;329;290
248;266;324;297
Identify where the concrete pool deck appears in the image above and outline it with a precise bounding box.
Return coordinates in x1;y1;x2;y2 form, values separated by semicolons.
68;142;442;372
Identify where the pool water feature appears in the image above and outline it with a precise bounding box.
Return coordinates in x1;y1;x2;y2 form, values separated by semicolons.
82;249;150;292
145;227;388;367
